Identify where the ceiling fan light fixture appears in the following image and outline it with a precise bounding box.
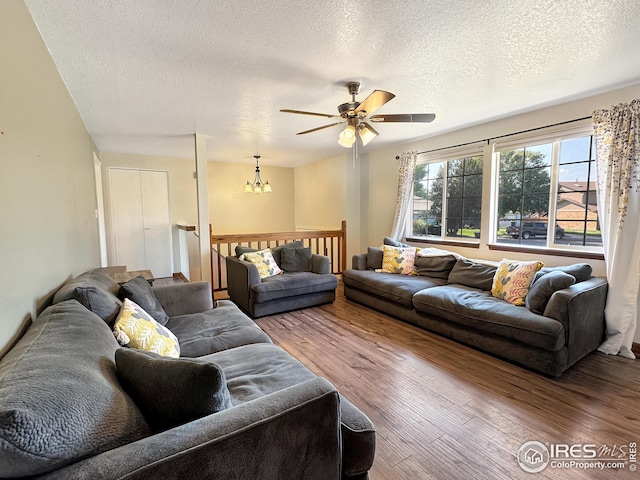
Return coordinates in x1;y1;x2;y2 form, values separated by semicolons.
358;123;378;146
338;124;356;148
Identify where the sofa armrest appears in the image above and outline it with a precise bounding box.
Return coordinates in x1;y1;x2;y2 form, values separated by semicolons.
36;378;342;480
311;254;331;274
352;253;367;270
226;255;261;313
544;276;608;367
152;282;214;316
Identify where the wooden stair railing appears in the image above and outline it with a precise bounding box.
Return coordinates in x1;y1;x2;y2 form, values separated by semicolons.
210;221;347;292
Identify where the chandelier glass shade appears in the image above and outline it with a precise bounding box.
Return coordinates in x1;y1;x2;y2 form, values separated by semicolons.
244;155;272;193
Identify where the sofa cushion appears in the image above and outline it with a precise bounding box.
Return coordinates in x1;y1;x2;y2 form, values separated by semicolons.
491;259;543;306
0;300;150;477
526;271;576;315
202;343;375;477
415;248;458;279
235;245;258;257
280;246;312;272
342;268;446;308
120;275;169;325
115;348;232;432
251;272;339;304
447;258;497;291
114;298;180;357
366;246;384;270
413;285;565;351
52;268;122;324
381;245;416;275
242;249;282;279
165;300;272;357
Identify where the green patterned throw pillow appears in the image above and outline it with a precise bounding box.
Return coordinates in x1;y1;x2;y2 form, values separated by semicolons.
242;248;282;279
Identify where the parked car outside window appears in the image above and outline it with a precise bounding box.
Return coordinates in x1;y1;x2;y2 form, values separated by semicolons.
510;222;565;240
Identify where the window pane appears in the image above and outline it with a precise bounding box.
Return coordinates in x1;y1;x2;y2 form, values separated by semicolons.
554;136;600;247
560;136;591;164
500;149;524;171
412;156;483;239
464;174;482;196
464;156;483;174
523;167;551;193
525;143;552;167
447;176;463;198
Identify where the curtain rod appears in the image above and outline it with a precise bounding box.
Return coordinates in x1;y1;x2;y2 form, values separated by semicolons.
396;115;592;158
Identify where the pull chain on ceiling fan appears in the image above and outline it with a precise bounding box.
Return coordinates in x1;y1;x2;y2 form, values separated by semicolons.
280;82;436;148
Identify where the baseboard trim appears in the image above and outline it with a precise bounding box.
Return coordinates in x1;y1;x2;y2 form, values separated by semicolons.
172;272;189;283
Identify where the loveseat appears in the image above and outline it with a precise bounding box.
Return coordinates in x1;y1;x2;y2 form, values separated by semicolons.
343;243;608;377
0;269;375;479
226;242;339;318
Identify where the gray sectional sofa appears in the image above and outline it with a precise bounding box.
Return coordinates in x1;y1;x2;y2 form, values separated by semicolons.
343;246;608;377
0;269;374;480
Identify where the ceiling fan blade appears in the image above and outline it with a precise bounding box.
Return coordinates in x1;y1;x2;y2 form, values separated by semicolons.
280;109;341;119
296;122;345;135
354;90;395;116
369;113;436;123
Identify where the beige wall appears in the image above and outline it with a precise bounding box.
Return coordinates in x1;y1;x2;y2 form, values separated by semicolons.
0;0;100;355
209;161;295;234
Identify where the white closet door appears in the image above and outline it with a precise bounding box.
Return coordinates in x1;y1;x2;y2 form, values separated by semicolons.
109;168;172;278
141;170;172;277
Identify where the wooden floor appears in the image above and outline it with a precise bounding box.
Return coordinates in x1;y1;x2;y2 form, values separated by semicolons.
253;280;640;480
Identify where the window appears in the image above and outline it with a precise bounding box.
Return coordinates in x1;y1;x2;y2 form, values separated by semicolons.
495;133;601;249
412;155;484;239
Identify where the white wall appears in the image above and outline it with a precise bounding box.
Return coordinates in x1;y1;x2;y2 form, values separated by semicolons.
0;0;100;355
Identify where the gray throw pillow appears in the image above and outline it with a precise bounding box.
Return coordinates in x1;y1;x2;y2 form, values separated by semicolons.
235;245;258;257
120;276;169;325
0;300;150;477
52;269;122;325
415;254;457;279
270;240;304;266
383;236;410;247
280;246;312;272
526;271;576;315
447;258;497;290
536;263;593;283
115;348;232;432
366;247;384;270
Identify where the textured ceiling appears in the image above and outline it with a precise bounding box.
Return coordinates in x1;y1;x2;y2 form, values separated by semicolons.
25;0;640;167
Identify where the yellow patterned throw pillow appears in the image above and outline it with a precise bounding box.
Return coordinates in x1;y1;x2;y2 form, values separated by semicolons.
242;249;282;279
491;259;543;305
381;245;417;275
114;298;180;357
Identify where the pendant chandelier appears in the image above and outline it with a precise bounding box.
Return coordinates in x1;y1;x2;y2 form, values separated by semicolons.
243;155;272;193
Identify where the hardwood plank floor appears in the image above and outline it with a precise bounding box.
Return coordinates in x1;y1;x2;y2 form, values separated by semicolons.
255;280;640;480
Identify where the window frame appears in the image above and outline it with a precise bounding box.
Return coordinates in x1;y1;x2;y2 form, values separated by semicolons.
409;143;485;243
490;123;602;253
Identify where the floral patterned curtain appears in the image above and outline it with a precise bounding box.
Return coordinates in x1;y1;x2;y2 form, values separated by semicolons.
390;151;417;241
592;99;640;359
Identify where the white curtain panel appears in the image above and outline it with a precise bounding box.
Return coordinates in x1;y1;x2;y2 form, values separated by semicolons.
390;151;417;241
592;99;640;359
